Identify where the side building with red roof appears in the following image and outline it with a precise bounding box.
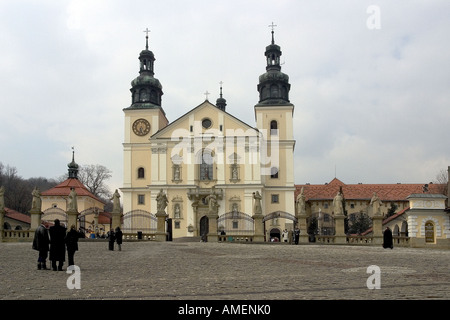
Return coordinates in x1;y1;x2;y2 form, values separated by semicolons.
40;152;111;237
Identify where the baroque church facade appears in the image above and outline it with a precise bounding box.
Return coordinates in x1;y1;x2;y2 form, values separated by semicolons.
121;30;296;241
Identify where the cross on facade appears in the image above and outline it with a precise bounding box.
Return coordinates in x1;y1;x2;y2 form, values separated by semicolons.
204;90;210;100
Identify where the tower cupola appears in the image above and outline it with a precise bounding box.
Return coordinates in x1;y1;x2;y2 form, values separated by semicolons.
257;24;291;105
125;29;164;110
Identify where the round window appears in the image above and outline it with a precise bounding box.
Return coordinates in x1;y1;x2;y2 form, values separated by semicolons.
202;118;212;129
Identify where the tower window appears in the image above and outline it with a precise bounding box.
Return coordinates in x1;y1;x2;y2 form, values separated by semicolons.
270;120;278;135
137;167;145;179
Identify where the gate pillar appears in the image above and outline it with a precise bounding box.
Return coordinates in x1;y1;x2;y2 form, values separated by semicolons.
206;213;218;242
66;209;79;231
252;213;264;242
334;215;347;244
155;211;168;241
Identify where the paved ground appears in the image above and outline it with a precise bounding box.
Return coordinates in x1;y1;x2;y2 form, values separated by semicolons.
1;240;449;302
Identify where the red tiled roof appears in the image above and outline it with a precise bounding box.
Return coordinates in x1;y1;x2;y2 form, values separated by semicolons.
4;208;31;224
41;178;104;204
295;178;445;202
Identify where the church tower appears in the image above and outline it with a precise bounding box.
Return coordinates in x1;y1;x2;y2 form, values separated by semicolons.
255;25;296;219
122;30;169;216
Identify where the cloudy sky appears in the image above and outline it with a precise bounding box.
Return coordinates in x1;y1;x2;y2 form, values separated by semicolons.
0;0;449;193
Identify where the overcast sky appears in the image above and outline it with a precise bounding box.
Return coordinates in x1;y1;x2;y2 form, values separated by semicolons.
1;0;449;194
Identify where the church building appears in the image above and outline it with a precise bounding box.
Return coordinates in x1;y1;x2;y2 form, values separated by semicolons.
121;28;296;241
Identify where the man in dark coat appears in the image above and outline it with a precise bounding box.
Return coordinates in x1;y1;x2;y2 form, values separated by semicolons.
115;227;123;251
49;219;67;271
108;229;116;251
383;227;393;249
32;221;50;270
294;227;300;245
65;224;80;266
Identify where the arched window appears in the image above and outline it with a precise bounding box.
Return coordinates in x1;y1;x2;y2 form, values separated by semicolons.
199;149;214;181
270;120;278;135
137;167;145;179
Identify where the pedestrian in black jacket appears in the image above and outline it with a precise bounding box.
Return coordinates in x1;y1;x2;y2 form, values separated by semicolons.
65;224;80;266
32;221;50;270
49;219;66;271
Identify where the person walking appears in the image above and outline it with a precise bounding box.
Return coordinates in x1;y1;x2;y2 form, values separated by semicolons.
32;220;50;270
49;219;66;271
115;227;123;251
282;229;289;243
383;227;394;249
108;229;116;251
65;224;80;266
294;226;300;245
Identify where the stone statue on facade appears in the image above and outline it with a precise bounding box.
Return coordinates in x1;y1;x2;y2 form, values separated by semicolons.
110;189;121;213
370;192;382;216
295;187;306;216
67;187;78;212
0;186;5;212
31;187;42;212
156;189;168;214
253;191;262;215
333;191;344;216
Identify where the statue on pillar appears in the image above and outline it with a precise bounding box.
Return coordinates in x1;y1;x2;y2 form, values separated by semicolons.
31;187;42;212
67;188;78;212
333;191;344;216
110;189;121;213
252;191;262;215
295;187;306;216
205;188;219;215
156;189;168;214
370;192;382;217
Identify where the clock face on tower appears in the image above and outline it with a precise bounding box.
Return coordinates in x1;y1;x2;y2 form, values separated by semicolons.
132;118;151;136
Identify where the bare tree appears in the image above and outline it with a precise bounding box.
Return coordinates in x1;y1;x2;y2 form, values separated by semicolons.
433;168;448;196
77;164;112;199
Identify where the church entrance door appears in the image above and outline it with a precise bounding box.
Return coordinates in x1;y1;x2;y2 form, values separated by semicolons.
200;216;209;241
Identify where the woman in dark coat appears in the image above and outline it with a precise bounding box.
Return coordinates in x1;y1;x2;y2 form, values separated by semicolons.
49;219;66;271
65;224;79;266
383;227;393;249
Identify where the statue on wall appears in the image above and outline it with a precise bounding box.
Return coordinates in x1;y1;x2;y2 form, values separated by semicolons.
110;189;121;213
295;187;306;216
156;189;168;214
333;191;344;216
370;192;382;216
67;187;78;212
253;191;262;215
31;187;42;212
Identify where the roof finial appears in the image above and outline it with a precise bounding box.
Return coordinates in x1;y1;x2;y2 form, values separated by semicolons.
268;22;277;44
143;28;150;50
219;81;224;98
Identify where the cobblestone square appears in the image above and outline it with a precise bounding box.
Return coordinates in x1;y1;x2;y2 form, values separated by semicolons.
0;241;449;301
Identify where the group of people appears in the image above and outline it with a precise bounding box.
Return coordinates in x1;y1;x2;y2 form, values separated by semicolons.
107;227;123;251
32;219;81;271
280;227;301;244
32;219;125;270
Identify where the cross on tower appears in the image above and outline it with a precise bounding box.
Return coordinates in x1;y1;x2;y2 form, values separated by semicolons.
268;22;277;32
143;28;150;49
268;22;277;44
